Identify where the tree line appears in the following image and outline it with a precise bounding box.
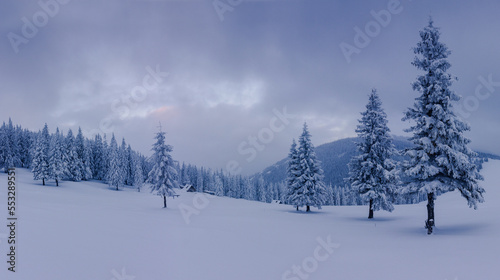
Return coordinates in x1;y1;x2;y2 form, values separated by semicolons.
0;120;150;189
0;116;366;208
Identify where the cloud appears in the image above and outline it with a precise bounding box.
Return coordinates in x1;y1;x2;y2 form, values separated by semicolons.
1;0;499;174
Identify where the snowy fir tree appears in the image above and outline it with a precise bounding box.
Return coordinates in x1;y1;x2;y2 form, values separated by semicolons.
49;128;66;186
91;134;107;180
0;121;35;171
0;118;22;171
8;119;22;168
32;124;51;185
180;162;189;185
215;175;224;196
267;183;275;202
243;177;254;201
107;134;124;190
197;168;204;193
0;123;13;171
118;139;128;185
133;155;144;192
64;129;83;181
286;139;301;210
402;19;485;234
18;127;33;168
325;185;334;206
126;145;135;186
287;123;327;212
75;128;92;180
347;89;399;219
147;126;179;208
101;134;110;180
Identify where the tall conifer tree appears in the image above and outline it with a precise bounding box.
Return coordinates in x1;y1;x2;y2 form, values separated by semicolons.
402;19;484;234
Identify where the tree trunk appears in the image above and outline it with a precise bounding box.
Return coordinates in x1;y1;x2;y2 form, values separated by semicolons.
116;185;118;191
426;192;435;234
42;178;45;186
368;199;374;219
306;205;310;212
163;195;167;208
56;179;59;187
296;205;299;211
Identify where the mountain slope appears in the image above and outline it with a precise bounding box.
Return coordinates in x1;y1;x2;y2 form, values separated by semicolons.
256;136;412;186
255;136;498;187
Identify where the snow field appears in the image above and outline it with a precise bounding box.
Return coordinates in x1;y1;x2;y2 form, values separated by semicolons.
0;160;498;280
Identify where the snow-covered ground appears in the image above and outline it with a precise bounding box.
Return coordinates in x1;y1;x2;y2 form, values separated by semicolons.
0;160;499;280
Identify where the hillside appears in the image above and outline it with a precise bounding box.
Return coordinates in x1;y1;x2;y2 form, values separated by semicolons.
255;136;498;187
255;136;412;186
0;161;498;280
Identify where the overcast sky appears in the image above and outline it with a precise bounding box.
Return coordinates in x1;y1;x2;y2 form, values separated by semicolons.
1;0;499;175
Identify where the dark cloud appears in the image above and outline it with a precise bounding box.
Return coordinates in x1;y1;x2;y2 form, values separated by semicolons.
1;0;499;174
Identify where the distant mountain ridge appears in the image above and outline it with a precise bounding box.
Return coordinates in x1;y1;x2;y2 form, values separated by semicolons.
254;136;499;187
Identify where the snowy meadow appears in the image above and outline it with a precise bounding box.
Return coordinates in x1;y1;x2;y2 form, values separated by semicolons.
0;161;498;280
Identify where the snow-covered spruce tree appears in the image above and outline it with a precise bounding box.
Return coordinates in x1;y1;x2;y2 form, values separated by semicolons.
0;119;22;171
49;128;66;186
402;19;484;234
197;168;204;193
180;162;189;185
133;155;144;192
286;139;301;210
32;124;50;185
268;183;275;202
147;126;178;208
64;129;83;181
106;134;123;190
119;138;129;186
288;123;327;212
347;89;399;219
101;134;110;181
0;123;10;171
243;177;254;200
91;134;107;180
9;119;22;169
325;184;334;206
18;127;34;168
258;177;267;202
126;145;135;186
76;127;92;180
215;175;224;196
